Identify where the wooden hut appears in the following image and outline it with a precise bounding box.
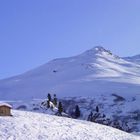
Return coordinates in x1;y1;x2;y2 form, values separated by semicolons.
0;103;12;116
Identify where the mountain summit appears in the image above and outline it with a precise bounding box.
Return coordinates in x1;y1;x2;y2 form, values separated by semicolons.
87;46;110;53
81;46;113;56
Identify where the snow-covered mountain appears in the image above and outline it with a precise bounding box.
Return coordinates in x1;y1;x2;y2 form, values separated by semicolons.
0;46;140;100
0;46;140;134
0;110;139;140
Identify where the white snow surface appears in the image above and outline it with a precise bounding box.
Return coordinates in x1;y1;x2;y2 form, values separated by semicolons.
0;46;140;100
0;110;139;140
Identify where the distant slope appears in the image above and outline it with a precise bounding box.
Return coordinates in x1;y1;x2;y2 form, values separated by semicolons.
0;46;140;100
0;110;139;140
123;55;140;64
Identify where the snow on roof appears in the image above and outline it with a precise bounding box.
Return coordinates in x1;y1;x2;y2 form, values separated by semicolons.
0;103;12;108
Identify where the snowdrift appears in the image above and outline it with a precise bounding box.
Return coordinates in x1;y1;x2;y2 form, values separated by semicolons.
0;110;139;140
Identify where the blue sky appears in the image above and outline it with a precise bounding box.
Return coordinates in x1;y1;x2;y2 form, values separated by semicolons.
0;0;140;79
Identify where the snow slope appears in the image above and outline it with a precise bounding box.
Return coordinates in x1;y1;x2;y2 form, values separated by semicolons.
0;110;139;140
0;46;140;100
124;55;140;64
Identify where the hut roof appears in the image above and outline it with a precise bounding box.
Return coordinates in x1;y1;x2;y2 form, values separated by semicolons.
0;103;12;108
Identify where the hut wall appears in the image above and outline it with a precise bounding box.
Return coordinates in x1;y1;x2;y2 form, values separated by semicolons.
0;106;11;116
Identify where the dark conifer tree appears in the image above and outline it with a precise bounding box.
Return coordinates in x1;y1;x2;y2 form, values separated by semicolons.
74;105;80;118
87;111;93;121
53;94;57;106
96;106;99;113
47;100;50;108
47;93;52;101
58;102;63;115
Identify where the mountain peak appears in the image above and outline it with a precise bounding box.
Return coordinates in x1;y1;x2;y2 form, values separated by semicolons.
92;46;106;51
82;46;113;56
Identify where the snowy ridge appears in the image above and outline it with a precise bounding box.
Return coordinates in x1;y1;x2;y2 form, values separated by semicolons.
124;54;140;64
0;110;139;140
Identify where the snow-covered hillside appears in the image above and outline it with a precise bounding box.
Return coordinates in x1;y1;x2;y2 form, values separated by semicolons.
0;110;139;140
124;55;140;64
0;46;140;100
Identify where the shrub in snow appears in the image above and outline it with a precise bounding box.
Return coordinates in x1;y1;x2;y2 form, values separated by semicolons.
16;105;27;110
